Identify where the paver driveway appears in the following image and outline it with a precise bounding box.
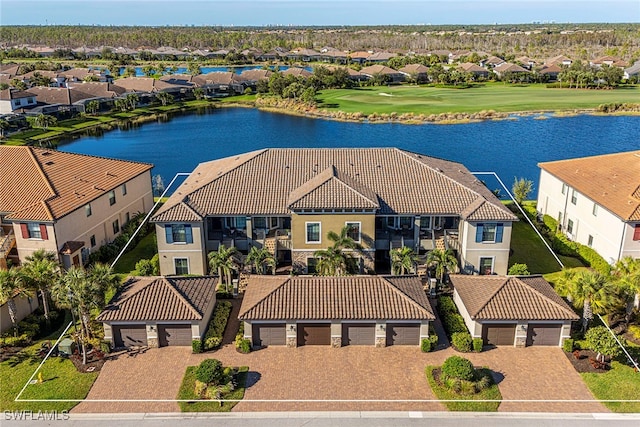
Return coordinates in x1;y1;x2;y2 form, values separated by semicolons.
72;343;606;413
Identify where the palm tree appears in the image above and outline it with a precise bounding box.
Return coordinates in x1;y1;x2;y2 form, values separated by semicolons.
426;249;458;284
327;225;360;251
208;245;240;292
613;256;640;311
0;268;30;336
85;100;100;115
0;119;9;138
246;246;276;275
390;246;418;275
125;93;139;110
314;246;349;276
33;114;57;130
555;270;616;332
21;249;60;327
155;91;174;106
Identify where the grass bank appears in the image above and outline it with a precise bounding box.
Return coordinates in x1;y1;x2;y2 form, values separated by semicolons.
111;231;158;275
316;83;640;116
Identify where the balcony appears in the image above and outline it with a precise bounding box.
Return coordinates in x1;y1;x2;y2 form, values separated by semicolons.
0;228;16;270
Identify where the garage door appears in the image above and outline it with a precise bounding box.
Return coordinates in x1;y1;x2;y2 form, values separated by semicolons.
113;325;147;348
482;324;516;346
386;323;420;346
527;324;562;346
158;324;192;346
342;323;375;346
297;323;331;346
252;324;286;347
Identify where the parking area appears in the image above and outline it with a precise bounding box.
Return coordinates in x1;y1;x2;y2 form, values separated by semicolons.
72;343;606;413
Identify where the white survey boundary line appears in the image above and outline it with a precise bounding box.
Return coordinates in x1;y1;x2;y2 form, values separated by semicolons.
110;172;191;269
597;314;640;372
472;171;564;268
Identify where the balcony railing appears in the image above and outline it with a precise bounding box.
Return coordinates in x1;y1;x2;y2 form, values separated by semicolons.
0;229;16;259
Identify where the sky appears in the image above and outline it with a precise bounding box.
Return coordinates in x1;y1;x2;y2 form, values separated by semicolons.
1;0;639;26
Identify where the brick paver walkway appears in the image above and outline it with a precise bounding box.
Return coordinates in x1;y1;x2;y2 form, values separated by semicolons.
73;300;606;414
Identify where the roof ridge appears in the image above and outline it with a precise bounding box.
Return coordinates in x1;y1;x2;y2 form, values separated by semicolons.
333;168;380;207
470;276;509;317
239;276;291;319
178;199;204;220
515;276;578;318
107;277;158;308
26;146;57;198
382;276;433;318
164;277;203;318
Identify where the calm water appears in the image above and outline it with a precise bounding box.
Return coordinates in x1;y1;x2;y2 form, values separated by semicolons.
59;109;640;195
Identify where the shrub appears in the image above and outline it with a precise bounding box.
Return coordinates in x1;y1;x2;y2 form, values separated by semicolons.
429;332;439;349
629;325;640;340
562;338;574;353
236;338;251;354
452;332;472;352
194;379;207;397
195;359;223;385
472;338;483;353
507;263;530;275
202;300;232;351
0;333;31;348
421;338;432;353
576;245;610;275
192;339;202;354
442;356;475;381
135;258;154;275
437;296;458;315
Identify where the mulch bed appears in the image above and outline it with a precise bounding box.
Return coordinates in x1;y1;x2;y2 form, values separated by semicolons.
69;353;106;373
563;349;610;374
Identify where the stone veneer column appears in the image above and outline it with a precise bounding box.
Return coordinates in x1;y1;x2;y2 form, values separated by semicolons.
515;322;528;347
286;322;297;348
375;321;387;347
331;321;342;348
147;324;159;348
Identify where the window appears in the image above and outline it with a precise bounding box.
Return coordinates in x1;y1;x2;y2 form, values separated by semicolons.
479;257;494;275
108;190;116;206
592;204;598;216
253;217;267;229
121;183;127;196
307;257;318;274
165;224;193;244
306;222;321;243
571;189;577;205
567;219;574;234
345;222;361;242
400;216;413;229
634;224;640;241
271;217;278;228
112;219;120;234
588;235;594;247
420;216;431;231
21;223;48;240
174;258;189;275
475;223;504;243
15;99;21;106
561;183;567;195
90;235;96;247
85;204;92;217
125;212;130;224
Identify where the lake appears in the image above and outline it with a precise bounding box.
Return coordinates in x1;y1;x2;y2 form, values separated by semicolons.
59;108;640;196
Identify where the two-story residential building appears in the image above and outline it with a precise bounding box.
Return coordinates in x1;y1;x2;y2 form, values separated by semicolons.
0;89;37;114
537;150;640;264
151;148;517;276
0;146;153;269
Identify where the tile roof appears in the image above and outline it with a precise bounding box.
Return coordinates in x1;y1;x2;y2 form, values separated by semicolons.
360;65;400;76
282;67;313;78
27;86;96;105
113;77;182;93
458;63;488;73
539;150;640;221
494;63;530;74
0;89;36;100
398;64;430;74
238;275;435;321
151;148;516;221
60;240;85;254
0;146;152;222
450;274;579;321
97;276;217;322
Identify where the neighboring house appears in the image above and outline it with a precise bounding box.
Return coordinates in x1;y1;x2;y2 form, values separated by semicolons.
0;294;39;334
624;61;640;80
98;276;217;348
281;67;313;78
359;65;404;83
481;56;505;68
286;48;321;62
236;69;273;87
450;274;578;347
0;146;153;269
20;70;65;87
191;72;244;96
366;51;397;63
457;63;489;79
348;51;371;64
590;56;627;69
239;275;435;348
26;86;100;108
537;64;563;82
537;150;640;264
150;148;517;277
398;64;430;82
515;56;537;70
0;89;37;114
319;49;348;64
493;63;530;79
113;77;186;96
545;55;572;67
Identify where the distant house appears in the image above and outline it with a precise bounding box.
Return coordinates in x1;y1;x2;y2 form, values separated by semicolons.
348;51;371;64
493;63;530;79
515;56;537;70
0;89;37;114
457;63;489;79
359;65;404;83
481;56;506;68
319;48;348;64
191;72;245;96
236;69;273;88
282;67;313;78
450;275;578;347
545;55;572;67
365;51;397;63
398;64;430;83
537;150;640;264
624;61;640;80
286;48;321;62
20;70;65;88
537;64;563;82
590;56;628;69
0;146;153;270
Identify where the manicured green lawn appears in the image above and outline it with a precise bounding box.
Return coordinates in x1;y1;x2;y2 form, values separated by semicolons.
317;83;640;115
425;366;502;411
0;316;99;412
177;366;249;412
112;231;157;274
581;361;640;413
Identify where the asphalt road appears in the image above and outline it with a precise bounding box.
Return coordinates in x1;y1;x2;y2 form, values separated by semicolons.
3;412;640;427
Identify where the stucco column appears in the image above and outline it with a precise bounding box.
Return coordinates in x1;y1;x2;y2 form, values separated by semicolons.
286;322;297;348
147;323;159;348
375;322;387;348
331;321;342;348
515;322;527;347
246;217;253;245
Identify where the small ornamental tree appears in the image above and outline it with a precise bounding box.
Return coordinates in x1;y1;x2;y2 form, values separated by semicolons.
585;326;621;363
512;177;534;204
508;263;530;275
442;356;475;381
195;359;224;385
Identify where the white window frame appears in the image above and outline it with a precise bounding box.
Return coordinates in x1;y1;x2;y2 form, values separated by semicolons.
571;189;577;205
481;223;497;243
567;218;574;234
121;183;127;196
174;257;190;275
478;256;495;275
561;183;567;195
592;203;598;216
108;190;116;206
27;223;42;239
305;221;321;244
345;221;361;243
85;203;92;217
587;235;594;247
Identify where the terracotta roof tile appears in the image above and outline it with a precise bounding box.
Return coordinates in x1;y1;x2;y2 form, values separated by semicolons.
398;64;429;74
1;146;152;222
60;240;85;254
539;150;640;221
450;275;579;321
152;148;516;221
97;276;217;322
239;275;435;321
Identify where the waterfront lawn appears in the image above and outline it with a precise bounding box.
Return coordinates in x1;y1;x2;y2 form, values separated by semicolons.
316;84;640;115
112;231;158;274
581;361;640;413
0;314;99;412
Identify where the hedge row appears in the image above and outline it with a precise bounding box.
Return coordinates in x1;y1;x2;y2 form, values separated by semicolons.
88;211;152;264
437;296;467;337
0;309;61;347
203;301;233;351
